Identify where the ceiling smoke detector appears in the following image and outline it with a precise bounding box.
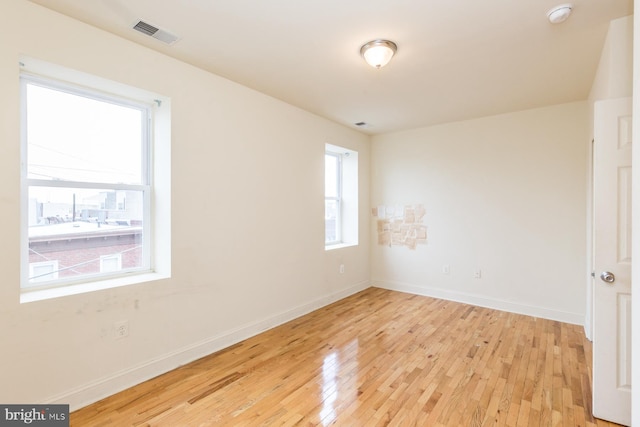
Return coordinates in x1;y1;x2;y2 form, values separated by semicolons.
547;4;573;24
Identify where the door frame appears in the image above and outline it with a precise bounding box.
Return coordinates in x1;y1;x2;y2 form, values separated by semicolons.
631;7;639;425
585;136;594;342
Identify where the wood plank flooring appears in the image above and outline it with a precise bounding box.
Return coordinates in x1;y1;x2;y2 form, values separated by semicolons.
71;288;622;426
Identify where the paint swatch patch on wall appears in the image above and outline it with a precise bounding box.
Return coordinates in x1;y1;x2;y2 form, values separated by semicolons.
372;204;427;250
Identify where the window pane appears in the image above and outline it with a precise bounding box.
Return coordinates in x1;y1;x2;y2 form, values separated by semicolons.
29;261;59;283
325;199;339;243
26;83;144;185
325;154;338;198
100;254;122;272
27;186;145;285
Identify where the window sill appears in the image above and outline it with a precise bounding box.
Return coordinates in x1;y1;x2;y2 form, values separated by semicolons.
325;242;358;251
20;271;170;304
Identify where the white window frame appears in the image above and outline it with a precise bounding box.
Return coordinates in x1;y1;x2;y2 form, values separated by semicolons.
19;57;172;302
21;74;151;288
325;144;358;249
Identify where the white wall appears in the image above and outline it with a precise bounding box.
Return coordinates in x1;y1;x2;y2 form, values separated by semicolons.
371;102;589;323
589;16;634;102
632;7;639;427
0;1;370;409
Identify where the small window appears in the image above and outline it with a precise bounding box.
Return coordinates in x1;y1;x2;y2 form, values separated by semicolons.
325;144;358;248
29;261;59;283
100;254;122;273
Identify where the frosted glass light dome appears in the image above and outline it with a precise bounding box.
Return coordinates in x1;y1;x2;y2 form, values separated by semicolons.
360;40;397;69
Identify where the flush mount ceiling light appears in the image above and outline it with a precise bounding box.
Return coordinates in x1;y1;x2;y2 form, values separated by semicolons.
547;4;573;24
360;39;397;69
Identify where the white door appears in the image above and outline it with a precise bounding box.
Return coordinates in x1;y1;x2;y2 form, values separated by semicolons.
592;97;632;426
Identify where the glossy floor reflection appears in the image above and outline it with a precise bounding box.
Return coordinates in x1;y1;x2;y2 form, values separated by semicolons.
71;288;621;426
320;352;338;425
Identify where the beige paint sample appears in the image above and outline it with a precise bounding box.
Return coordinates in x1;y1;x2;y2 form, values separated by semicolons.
373;204;427;249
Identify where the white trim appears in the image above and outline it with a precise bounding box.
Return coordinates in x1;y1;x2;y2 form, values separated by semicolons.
19;56;159;108
632;9;640;426
373;280;584;325
44;280;371;411
27;179;147;191
20;271;169;304
325;242;358;251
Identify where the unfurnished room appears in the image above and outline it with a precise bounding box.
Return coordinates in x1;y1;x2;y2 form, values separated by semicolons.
0;1;638;426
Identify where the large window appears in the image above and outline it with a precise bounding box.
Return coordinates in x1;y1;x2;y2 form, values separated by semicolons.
20;63;166;293
325;144;358;248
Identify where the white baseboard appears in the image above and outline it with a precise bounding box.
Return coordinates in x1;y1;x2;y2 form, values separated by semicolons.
373;280;584;325
48;280;371;411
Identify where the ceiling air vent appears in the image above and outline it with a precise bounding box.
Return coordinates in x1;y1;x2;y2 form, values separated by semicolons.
132;20;179;45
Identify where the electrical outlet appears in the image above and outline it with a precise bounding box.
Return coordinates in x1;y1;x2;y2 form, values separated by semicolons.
339;264;345;274
114;320;129;339
474;269;482;279
442;264;450;274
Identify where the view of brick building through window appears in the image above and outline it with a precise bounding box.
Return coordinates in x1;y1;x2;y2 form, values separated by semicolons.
27;189;143;283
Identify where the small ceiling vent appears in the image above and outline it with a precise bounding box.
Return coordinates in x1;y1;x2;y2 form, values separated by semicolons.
132;20;179;45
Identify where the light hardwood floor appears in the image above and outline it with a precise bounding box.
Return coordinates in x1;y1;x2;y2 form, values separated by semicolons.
71;288;622;426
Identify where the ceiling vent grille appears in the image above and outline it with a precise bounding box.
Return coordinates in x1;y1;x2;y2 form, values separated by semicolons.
132;20;179;45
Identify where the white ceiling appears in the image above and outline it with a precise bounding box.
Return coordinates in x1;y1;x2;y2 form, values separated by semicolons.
28;0;633;135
